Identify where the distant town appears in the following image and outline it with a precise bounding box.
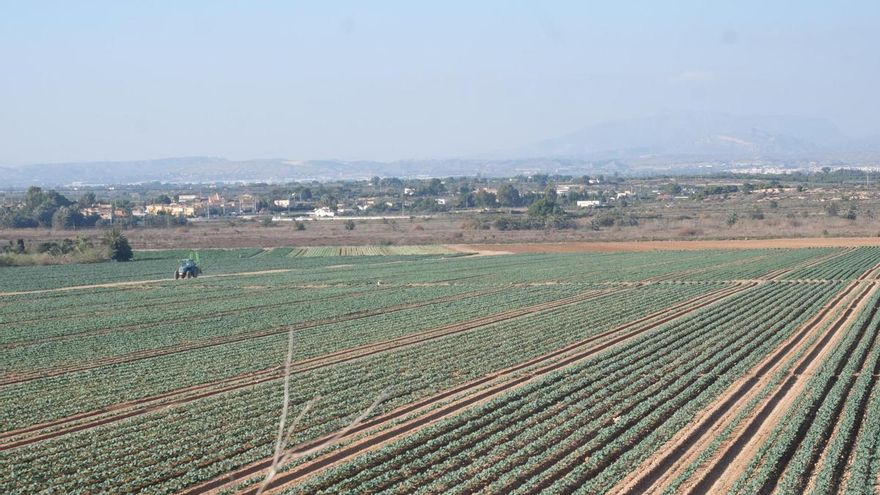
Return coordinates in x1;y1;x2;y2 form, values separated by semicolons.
2;168;879;236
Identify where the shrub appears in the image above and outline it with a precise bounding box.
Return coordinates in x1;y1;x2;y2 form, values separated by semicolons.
103;229;133;261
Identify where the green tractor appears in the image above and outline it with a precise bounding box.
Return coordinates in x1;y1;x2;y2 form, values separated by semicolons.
175;257;201;279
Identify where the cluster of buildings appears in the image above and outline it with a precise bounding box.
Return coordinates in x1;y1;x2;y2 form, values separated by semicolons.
76;193;261;220
144;193;257;218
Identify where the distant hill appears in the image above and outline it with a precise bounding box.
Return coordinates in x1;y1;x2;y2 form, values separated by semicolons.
507;111;851;159
2;112;878;187
0;157;581;187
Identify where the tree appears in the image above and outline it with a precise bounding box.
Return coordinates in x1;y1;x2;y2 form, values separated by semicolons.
103;229;133;261
661;183;682;195
527;198;565;219
421;178;445;196
155;194;173;205
726;212;739;227
77;192;97;207
33;203;57;227
497;184;521;207
24;186;45;210
474;190;497;208
52;207;85;229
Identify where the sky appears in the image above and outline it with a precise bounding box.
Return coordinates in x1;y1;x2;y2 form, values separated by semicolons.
1;0;879;164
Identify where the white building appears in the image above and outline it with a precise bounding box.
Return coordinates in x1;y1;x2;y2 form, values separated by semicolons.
313;207;335;217
576;200;602;208
556;184;579;196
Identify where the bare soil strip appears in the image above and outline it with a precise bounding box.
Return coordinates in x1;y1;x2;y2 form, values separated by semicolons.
0;285;632;449
608;275;871;495
678;281;879;494
182;283;754;495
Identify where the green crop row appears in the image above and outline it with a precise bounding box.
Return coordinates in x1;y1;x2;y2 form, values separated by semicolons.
727;287;880;495
0;283;714;494
781;247;880;281
290;282;836;494
1;282;607;429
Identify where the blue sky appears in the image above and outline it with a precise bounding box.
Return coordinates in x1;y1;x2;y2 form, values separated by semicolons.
1;1;878;164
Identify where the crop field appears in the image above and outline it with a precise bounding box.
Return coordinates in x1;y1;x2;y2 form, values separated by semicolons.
3;245;880;494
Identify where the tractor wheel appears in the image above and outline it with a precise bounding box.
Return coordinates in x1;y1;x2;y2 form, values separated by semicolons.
175;271;180;280
186;271;193;279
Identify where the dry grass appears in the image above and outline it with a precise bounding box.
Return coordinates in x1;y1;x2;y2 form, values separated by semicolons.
256;329;386;495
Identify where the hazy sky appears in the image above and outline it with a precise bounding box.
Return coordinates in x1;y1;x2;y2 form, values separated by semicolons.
2;1;879;164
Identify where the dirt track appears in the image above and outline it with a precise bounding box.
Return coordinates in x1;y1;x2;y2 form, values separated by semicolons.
460;237;880;254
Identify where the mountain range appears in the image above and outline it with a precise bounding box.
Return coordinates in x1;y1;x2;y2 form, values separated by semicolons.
3;112;879;187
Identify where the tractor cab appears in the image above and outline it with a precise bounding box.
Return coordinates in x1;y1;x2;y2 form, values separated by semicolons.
175;259;200;279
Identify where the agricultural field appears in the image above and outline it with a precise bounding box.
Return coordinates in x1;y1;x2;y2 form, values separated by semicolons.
3;245;880;494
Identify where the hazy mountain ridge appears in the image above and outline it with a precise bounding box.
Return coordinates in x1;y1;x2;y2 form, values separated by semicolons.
509;112;853;159
3;112;878;187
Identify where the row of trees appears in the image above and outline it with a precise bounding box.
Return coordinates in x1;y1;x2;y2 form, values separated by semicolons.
1;229;132;264
0;187;102;229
